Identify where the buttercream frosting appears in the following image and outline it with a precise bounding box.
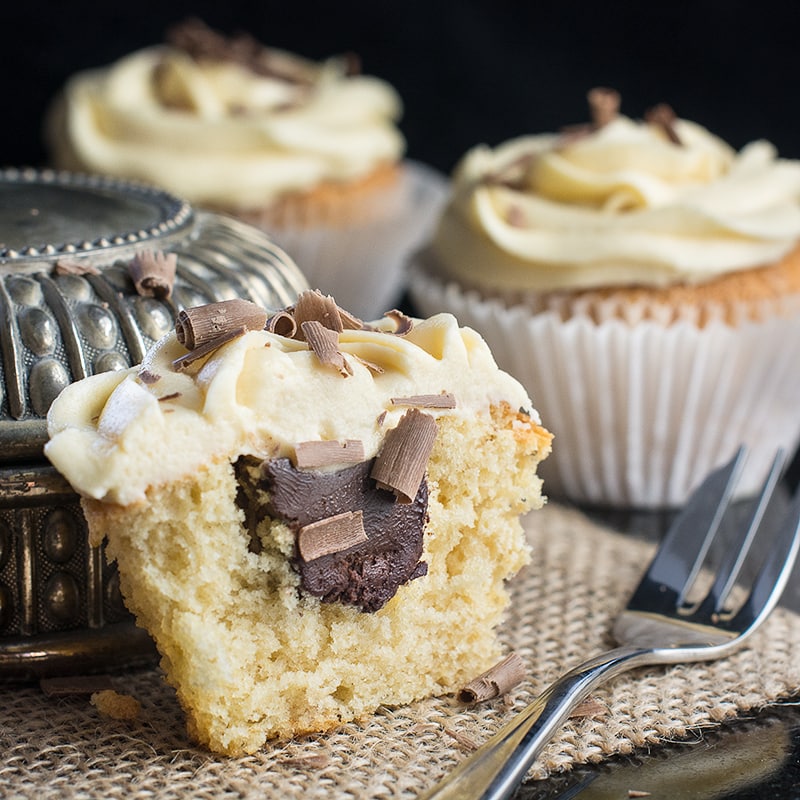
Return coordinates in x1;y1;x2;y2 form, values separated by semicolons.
45;313;536;506
428;114;800;291
46;43;405;209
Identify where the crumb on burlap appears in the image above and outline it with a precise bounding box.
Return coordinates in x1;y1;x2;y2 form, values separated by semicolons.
90;689;142;721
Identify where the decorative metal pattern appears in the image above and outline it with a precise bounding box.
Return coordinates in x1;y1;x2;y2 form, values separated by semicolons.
0;170;309;678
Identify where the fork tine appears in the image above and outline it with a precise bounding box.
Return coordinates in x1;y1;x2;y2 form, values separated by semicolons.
638;448;745;606
729;485;800;632
698;450;786;618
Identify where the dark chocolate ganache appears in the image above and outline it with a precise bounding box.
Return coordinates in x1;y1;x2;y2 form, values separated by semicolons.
234;456;428;612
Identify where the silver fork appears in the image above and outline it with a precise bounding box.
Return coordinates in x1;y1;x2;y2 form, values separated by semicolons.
421;448;800;800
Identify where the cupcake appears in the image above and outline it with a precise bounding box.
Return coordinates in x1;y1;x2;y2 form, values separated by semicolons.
44;293;552;755
410;88;800;508
45;18;446;320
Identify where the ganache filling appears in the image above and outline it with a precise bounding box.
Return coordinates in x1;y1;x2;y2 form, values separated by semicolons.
234;456;428;613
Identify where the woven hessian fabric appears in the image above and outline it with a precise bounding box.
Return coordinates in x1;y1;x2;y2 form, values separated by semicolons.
2;503;799;798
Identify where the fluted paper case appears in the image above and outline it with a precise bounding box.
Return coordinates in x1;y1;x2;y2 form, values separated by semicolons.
0;168;308;679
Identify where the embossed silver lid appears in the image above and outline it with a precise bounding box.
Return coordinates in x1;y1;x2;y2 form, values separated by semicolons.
0;167;193;265
0;168;308;463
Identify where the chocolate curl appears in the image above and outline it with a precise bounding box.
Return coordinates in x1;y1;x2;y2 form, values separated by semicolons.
569;696;607;719
265;310;298;338
298;510;368;561
53;258;101;277
645;102;682;145
129;249;177;299
301;320;352;377
294;439;365;469
338;306;366;331
137;369;161;385
371;409;437;503
457;652;527;703
175;299;268;350
391;393;456;409
294;290;345;337
385;309;414;335
587;87;621;128
172;326;247;371
166;17;317;85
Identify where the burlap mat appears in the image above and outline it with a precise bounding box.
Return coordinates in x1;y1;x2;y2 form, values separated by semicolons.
2;503;800;799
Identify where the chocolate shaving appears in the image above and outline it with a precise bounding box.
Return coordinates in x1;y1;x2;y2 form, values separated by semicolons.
628;792;652;798
338;307;366;330
569;696;606;718
645;102;682;145
158;392;182;402
298;510;368;562
294;290;345;336
385;309;414;335
352;355;385;375
166;17;319;85
262;293;373;347
40;674;115;697
442;726;481;751
128;249;177;300
390;393;456;409
457;652;527;703
301;320;352;376
172;326;247;371
587;87;621;128
137;369;161;385
295;439;365;469
175;299;268;350
52;258;101;277
371;409;437;503
265;310;298;338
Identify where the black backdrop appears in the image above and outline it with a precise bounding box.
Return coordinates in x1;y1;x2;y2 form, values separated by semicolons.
3;1;800;175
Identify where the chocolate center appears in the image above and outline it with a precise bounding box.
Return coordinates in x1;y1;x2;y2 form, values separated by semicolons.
235;457;428;612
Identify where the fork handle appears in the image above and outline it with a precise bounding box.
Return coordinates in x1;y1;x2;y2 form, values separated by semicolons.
420;645;655;800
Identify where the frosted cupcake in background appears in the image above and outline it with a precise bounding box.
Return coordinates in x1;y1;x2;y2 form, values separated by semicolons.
45;18;446;319
410;88;800;508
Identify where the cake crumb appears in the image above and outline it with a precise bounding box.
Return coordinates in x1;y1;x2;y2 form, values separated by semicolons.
90;689;142;721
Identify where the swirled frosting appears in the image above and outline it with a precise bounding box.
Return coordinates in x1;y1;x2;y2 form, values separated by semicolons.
428;114;800;291
46;42;405;209
45;313;536;506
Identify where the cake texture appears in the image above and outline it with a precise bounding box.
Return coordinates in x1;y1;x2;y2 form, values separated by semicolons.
45;19;447;319
44;292;551;755
410;89;800;508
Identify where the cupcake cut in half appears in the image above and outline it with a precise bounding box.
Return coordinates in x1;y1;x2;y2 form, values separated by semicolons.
44;291;552;755
411;88;800;508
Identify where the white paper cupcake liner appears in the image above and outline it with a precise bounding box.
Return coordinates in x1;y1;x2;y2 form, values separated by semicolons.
257;161;448;321
409;265;800;509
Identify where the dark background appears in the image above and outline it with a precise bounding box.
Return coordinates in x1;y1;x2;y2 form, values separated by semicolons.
2;1;800;176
